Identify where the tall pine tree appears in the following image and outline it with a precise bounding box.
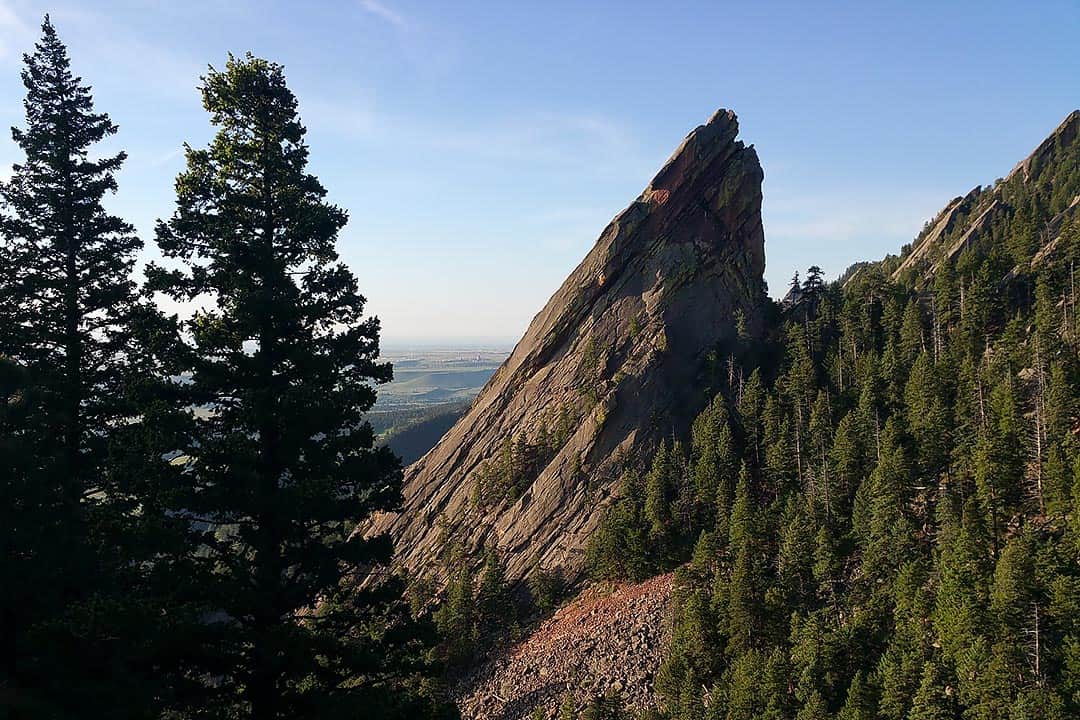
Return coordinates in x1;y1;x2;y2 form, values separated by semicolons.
0;17;166;717
147;54;436;718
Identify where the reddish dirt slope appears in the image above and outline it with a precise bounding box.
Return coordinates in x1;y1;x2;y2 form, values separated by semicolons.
456;573;675;720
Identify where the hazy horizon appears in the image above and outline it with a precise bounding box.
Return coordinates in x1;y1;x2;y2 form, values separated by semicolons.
380;338;515;351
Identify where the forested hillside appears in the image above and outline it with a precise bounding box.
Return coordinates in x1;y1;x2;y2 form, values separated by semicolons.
575;117;1080;719
891;110;1079;286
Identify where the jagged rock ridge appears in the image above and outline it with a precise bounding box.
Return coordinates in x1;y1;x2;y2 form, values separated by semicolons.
890;109;1080;284
365;109;766;583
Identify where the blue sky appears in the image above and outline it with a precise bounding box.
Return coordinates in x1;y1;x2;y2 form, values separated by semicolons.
0;1;1075;344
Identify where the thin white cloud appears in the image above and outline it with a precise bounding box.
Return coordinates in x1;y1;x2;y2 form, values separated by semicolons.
0;2;27;32
0;1;33;63
142;146;185;169
45;4;205;102
354;0;459;78
764;190;944;242
302;102;645;175
301;94;378;137
358;0;407;29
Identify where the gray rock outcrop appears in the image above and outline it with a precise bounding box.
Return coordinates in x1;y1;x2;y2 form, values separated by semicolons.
364;109;767;583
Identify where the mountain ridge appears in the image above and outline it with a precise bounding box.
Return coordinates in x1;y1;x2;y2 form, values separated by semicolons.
886;109;1080;286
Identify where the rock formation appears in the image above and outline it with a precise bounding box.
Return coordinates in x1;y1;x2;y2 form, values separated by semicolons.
364;109;767;583
891;109;1080;285
891;186;981;279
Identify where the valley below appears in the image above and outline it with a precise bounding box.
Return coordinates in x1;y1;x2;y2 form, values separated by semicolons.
369;347;509;464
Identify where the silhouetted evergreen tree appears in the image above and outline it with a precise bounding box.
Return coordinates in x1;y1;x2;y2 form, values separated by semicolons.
146;54;436;718
0;17;174;717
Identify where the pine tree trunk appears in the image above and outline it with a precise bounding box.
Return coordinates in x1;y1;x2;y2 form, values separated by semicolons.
250;132;284;720
1070;260;1076;345
1033;338;1046;514
62;164;82;500
794;400;804;484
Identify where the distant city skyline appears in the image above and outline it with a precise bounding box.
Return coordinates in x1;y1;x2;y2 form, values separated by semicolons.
0;0;1075;343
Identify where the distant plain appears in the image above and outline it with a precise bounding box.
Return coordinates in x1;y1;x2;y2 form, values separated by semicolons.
370;347;510;464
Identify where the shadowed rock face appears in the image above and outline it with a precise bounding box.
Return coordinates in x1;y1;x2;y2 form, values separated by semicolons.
365;109;766;583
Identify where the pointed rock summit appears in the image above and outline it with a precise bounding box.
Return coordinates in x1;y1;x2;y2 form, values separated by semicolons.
367;109;767;583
